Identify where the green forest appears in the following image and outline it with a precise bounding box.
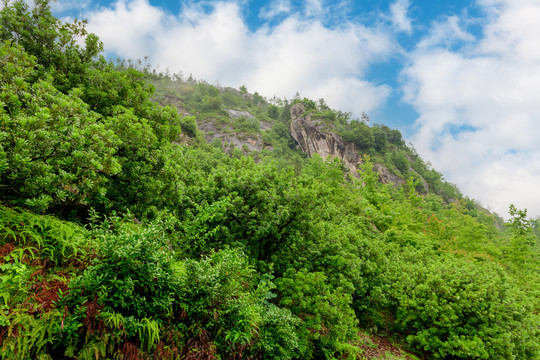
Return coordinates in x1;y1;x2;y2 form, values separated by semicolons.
1;1;539;359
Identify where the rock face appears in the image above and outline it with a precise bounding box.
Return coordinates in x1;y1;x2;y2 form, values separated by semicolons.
198;110;273;152
373;163;405;186
289;103;361;176
289;103;404;185
226;109;255;119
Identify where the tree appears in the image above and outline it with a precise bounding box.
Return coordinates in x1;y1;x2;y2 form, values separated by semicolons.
342;119;374;150
0;41;120;212
0;0;102;93
507;204;537;266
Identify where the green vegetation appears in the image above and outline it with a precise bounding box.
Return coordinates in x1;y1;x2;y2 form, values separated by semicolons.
1;1;539;359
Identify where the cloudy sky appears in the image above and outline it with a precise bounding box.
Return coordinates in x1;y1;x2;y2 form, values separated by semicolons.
52;0;540;219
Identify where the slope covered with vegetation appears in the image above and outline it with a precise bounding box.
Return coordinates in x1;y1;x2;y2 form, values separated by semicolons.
1;1;539;359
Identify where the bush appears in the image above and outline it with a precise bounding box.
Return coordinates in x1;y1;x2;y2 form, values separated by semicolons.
390;255;539;359
276;268;359;359
70;215;179;320
178;249;303;359
179;115;198;137
342;120;374;150
393;152;409;173
233;116;260;134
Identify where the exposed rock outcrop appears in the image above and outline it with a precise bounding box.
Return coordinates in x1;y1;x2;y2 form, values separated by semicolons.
289;103;404;185
373;163;405;185
226;109;255;119
198;110;273;153
289;103;361;176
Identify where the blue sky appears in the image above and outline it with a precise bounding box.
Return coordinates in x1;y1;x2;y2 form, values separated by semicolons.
51;0;540;219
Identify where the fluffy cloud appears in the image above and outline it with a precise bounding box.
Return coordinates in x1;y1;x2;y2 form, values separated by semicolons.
389;0;412;33
259;0;291;19
83;0;396;115
85;0;170;59
50;0;92;13
403;0;540;217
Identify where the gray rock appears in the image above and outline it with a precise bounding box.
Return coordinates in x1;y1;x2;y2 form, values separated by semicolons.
227;109;254;119
289;104;403;185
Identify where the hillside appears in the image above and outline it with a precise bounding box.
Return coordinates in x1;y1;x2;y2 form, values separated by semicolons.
144;71;500;224
1;2;539;359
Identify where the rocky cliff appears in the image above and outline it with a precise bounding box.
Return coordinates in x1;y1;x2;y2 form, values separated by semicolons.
289;103;361;176
289;103;404;185
197;109;273;152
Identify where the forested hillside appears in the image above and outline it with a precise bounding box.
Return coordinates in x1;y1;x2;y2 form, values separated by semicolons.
1;1;539;359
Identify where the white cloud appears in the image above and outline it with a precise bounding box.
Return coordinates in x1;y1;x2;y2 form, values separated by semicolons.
304;0;324;18
0;0;34;9
259;0;291;19
84;0;396;116
63;0;540;218
51;0;92;13
416;16;474;49
85;0;169;59
389;0;412;33
403;0;540;218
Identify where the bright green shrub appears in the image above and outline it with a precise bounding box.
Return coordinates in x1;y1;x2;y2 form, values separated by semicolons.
179;115;198;137
0;249;33;309
342;119;374;150
178;249;302;359
392;152;409;173
258;304;302;360
70;216;179;321
0;41;121;212
390;254;539;359
175;157;318;264
276;268;359;359
233;116;260;134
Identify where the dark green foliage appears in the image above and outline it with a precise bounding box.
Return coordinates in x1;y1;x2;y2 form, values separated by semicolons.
372;126;388;151
393;152;409;173
342;119;375;150
267;104;280;120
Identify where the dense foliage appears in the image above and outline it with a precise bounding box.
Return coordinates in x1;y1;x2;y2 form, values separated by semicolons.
1;2;539;359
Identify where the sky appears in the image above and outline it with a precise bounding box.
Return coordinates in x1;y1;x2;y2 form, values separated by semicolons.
49;0;540;219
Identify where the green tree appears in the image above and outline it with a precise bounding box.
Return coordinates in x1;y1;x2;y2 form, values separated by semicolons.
0;41;120;212
342;119;374;150
507;204;537;266
0;0;102;93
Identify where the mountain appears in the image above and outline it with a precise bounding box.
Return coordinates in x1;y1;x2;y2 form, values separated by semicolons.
1;2;539;359
145;72;493;210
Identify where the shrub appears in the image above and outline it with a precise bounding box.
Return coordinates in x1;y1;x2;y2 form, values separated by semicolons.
393;152;409;173
390;255;539;359
70;215;179;321
276;268;359;359
233;116;260;134
178;249;303;359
